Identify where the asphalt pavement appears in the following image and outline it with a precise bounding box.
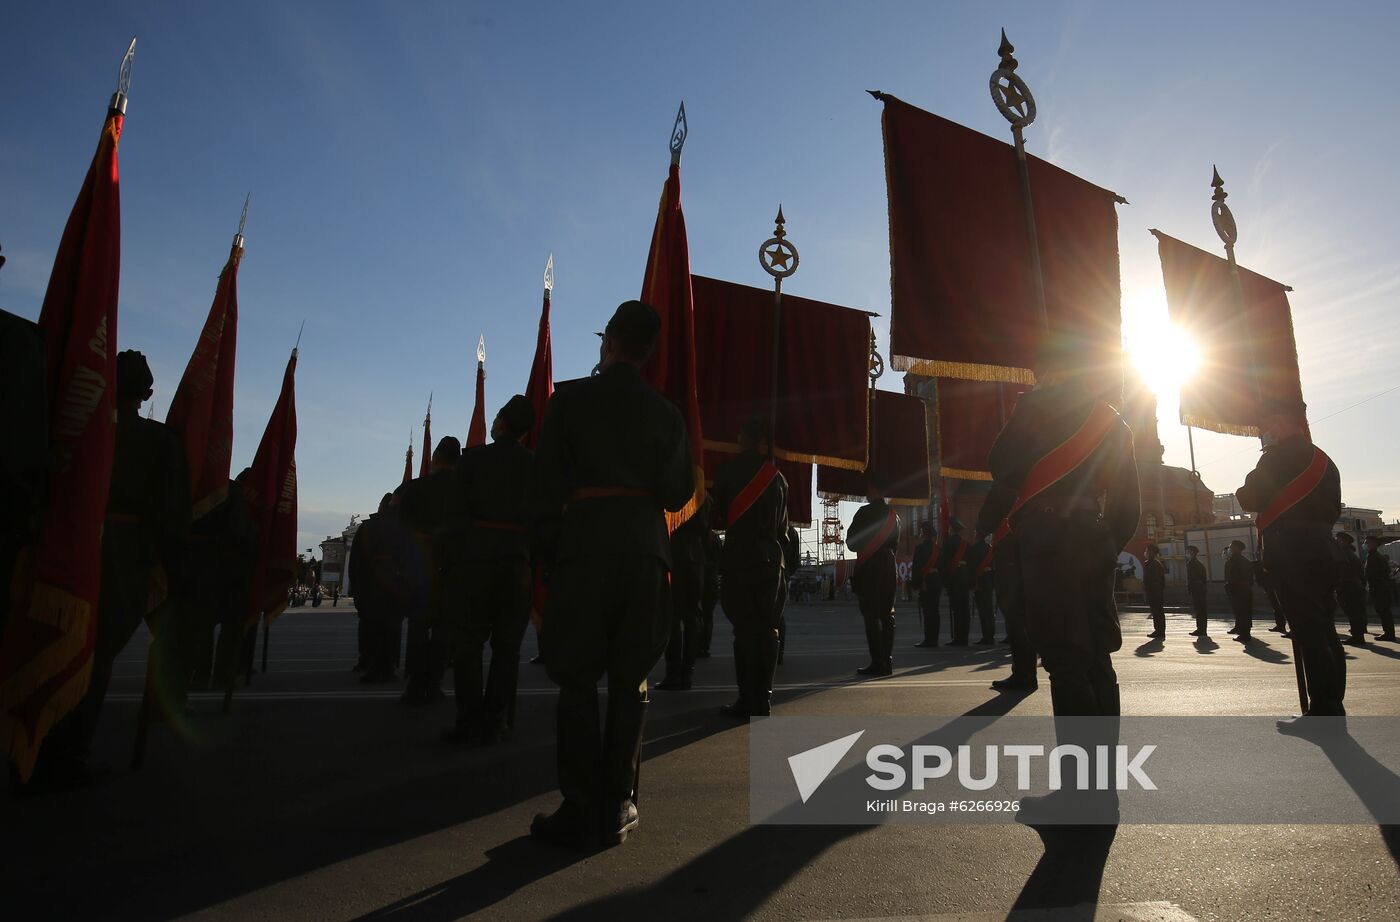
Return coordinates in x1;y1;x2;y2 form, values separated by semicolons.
3;596;1398;921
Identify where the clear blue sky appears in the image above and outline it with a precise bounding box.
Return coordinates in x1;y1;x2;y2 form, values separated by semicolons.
5;1;1398;556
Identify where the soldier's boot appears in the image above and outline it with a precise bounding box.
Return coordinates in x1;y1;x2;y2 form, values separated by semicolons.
600;687;647;846
880;613;896;674
721;635;753;717
857;619;884;675
752;632;779;716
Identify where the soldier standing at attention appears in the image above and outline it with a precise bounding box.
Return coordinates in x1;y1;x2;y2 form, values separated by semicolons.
1235;395;1345;726
1143;544;1167;639
1334;532;1368;646
396;437;462;705
976;483;1037;693
656;494;712;691
939;518;972;646
1186;545;1210;637
33;351;190;785
529;301;693;848
986;336;1140;720
911;522;940;648
710;417;788;718
1224;540;1254;642
443;397;534;744
847;471;900;677
965;532;997;645
1364;535;1396;641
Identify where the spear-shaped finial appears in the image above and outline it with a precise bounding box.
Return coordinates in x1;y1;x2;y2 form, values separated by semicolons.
425;392;432;422
759;205;799;279
670;101;688;166
1211;166;1239;247
997;28;1018;71
774;205;786;238
476;334;486;365
111;37;136;114
543;253;555;298
295;319;306;352
234;192;251;251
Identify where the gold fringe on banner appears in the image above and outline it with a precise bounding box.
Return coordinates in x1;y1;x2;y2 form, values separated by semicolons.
939;466;993;481
701;439;866;472
1179;413;1260;439
890;355;1036;385
664;463;708;534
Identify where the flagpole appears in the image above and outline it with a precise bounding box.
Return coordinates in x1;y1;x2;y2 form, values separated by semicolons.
759;207;799;460
1212;167;1307;714
1187;424;1202;523
989;29;1049;335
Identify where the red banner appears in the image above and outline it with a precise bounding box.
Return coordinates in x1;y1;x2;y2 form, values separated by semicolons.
692;275;870;471
523;291;552;451
640;164;705;531
419;404;432;478
703;450;812;526
467;362;487;448
1152;230;1306;437
245;350;298;625
879;94;1123;391
166;240;239;520
401;442;412;486
0;108;123;780
816;390;931;505
934;378;1028;479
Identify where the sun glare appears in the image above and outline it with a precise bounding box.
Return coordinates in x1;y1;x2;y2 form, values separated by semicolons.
1122;289;1201;399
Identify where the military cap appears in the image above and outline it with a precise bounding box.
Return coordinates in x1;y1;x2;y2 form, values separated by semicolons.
433;436;462;464
604;300;661;345
1229;539;1246;549
499;394;535;438
116;349;154;400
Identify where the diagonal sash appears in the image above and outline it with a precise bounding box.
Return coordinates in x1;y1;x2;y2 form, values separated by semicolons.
856;508;899;568
918;543;941;578
1008;401;1119;524
726;462;780;529
948;539;968;570
974;518;1012;578
1256;446;1330;532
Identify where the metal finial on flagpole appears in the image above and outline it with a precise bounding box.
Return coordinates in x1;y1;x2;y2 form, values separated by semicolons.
294;319;305;353
543;253;554;300
670;101;688;166
111;37;136;114
1211;166;1239;250
476;334;486;366
759;206;799;461
234;193;251;251
426;392;432;423
989;29;1048;334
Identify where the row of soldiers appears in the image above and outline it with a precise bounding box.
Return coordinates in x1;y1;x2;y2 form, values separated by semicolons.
8;350;263;789
840;334;1350;750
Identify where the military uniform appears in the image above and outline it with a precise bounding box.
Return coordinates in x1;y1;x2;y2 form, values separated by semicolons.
179;479;257;690
450;428;533;739
1144;552;1167;637
937;530;972;645
40;394;190;776
1236;434;1345;716
348;506;412;680
0;308;47;639
1364;544;1395;640
911;532;940;646
964;538;997;644
987;379;1139;718
1256;557;1287;632
530;352;693;844
847;499;900;676
710;452;788;715
658;496;712;690
977;481;1037;690
1224;550;1254;639
1336;541;1368;644
697;528;720;657
1186;553;1209;635
396;465;459;702
778;524;800;663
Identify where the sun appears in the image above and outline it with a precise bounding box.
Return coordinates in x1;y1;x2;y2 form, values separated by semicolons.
1122;289;1201;399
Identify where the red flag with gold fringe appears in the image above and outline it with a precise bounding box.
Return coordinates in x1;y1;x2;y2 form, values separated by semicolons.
0;98;125;781
245;349;298;626
640;164;705;531
166;237;240;520
933;378;1028;479
1152;230;1306;437
816;390;932;506
878;93;1124;393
